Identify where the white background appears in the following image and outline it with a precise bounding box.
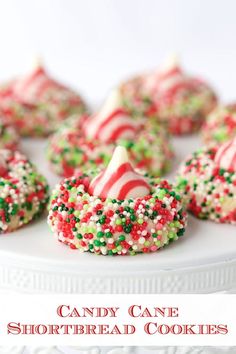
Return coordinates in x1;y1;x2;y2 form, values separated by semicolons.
0;0;236;105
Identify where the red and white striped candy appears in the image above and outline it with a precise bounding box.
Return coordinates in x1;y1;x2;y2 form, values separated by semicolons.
84;90;138;143
0;151;8;176
214;138;236;172
153;59;208;104
88;146;151;200
144;55;187;96
13;64;62;104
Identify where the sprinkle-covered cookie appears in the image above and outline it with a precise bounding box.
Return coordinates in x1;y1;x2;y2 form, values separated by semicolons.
47;90;173;177
0;117;19;150
48;146;187;255
176;138;236;224
202;103;236;146
120;56;217;135
0;149;49;233
0;63;87;137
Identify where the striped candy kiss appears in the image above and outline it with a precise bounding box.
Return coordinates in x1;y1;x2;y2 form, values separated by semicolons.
13;64;62;104
144;55;185;95
0;153;7;177
84;89;138;143
157;55;184;91
214;138;236;172
88;146;151;200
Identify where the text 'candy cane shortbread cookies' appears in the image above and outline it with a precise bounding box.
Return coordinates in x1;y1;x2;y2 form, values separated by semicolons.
121;55;217;135
202;103;236;146
176;138;236;224
47;90;173;178
48;146;187;255
0;117;19;150
0;61;87;137
0;150;49;233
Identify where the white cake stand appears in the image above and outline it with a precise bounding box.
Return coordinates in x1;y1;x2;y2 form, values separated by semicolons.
0;137;236;294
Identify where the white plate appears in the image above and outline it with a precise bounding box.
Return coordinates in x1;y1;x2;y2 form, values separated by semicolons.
0;136;236;294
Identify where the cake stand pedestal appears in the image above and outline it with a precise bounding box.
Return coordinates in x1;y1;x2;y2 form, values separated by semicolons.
0;138;236;294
